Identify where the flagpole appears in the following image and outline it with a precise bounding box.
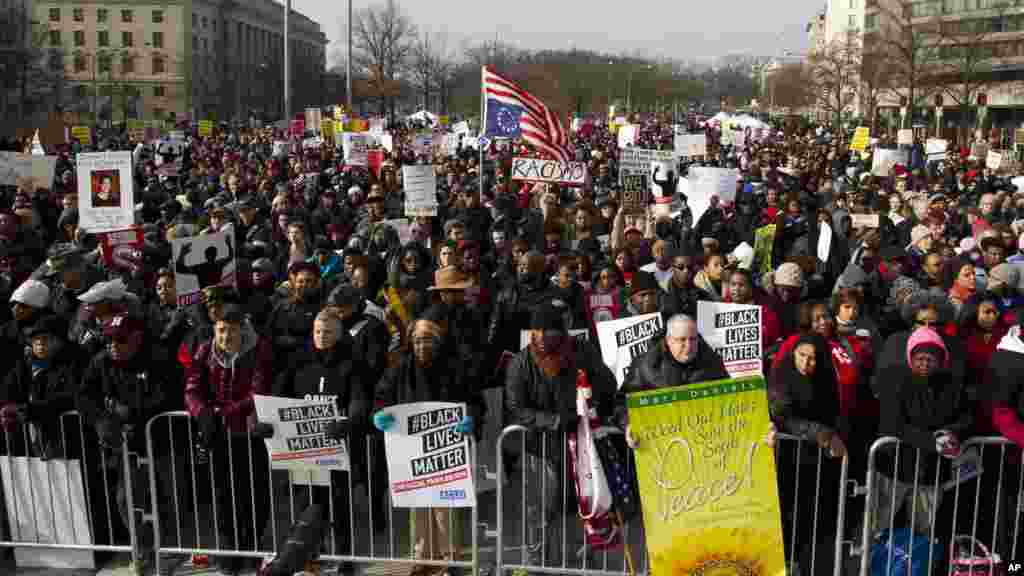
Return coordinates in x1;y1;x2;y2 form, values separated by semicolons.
479;66;486;203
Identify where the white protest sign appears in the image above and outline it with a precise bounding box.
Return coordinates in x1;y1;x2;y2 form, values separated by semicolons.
674;133;707;158
987;150;1003;171
850;213;880;228
272;140;288;157
519;330;589;350
620;148;674;177
897;129;914;146
510;157;588;186
370;118;386;134
403;165;438;216
253;395;350;483
381;133;394;153
342;133;369;166
445;134;461;157
926;139;947;162
76;151;135;233
818;221;832;262
871;149;908;177
617;125;638;148
383;402;476;508
170;230;236;306
412;133;433;155
689;167;740;203
452;121;470;136
697;301;762;378
596;313;664;388
302;137;323;150
0;152;33;187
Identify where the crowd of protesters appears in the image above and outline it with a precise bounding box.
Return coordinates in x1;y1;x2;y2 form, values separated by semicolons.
0;112;1023;575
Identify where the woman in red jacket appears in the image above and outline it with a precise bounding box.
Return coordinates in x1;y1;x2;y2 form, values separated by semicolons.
959;291;1009;435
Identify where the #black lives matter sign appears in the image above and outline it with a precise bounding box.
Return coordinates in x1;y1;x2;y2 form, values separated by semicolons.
253;395;350;473
596;312;665;388
384;402;476;508
697;301;763;378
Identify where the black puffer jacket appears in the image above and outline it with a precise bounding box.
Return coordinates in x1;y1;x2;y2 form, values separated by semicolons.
617;336;729;427
0;344;82;457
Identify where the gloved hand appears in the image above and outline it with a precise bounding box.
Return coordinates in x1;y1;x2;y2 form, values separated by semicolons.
95;418;120;449
454;416;474;435
372;411;395;432
935;430;961;459
324;419;350;440
196;407;220;446
252;422;275;439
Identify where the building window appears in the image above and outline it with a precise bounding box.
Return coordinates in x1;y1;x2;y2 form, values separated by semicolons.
850;0;856;7
849;14;857;27
213;20;217;32
98;54;111;74
73;8;83;22
74;30;85;47
154;85;165;97
152;10;163;23
97;8;108;23
202;38;207;51
202;16;207;28
74;54;86;73
153;31;164;48
152;56;165;74
123;31;133;47
98;30;109;47
49;8;60;22
122;54;134;74
121;9;133;23
49;30;61;47
865;13;877;29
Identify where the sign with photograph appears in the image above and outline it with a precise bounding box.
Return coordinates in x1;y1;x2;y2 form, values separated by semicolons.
76;151;135;232
170;230;236;306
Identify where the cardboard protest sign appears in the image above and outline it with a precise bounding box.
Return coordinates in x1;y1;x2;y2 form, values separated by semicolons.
98;227;143;269
871;149;908;177
71;126;91;145
897;129;913;146
342;133;369;166
510;157;588;186
383;402;476;508
170;230;235;306
987;150;1003;171
689;167;740;203
76;151;134;233
622;173;650;213
403;165;438;217
627;376;785;576
926;139;948;162
849;127;870;152
596;313;664;388
198;120;213;137
850;213;880;228
697;301;762;377
254;395;350;478
304;108;322;134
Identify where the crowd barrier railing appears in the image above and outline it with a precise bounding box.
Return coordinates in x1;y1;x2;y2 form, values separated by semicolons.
857;436;1024;576
0;411;140;564
143;411;478;575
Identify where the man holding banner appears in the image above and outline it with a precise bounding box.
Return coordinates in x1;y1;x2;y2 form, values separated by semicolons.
616;314;728;447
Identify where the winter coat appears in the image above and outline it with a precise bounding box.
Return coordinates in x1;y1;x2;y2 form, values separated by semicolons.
0;345;82;456
617;337;729;427
986;326;1024;449
184;321;273;433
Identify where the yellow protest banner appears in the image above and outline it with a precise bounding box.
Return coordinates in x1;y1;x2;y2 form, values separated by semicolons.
753;224;777;279
439;115;449;126
850;126;870;152
71;126;91;145
628;376;785;576
198;120;213;137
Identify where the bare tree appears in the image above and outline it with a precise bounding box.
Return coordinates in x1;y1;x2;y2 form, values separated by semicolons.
0;4;65;123
869;0;944;127
351;0;417;118
859;47;892;133
808;33;862;128
768;62;815;112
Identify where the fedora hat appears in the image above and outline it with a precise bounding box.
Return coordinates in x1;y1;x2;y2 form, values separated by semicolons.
429;266;473;291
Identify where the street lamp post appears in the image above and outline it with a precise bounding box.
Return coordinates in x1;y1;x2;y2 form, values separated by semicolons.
284;0;291;122
347;0;352;111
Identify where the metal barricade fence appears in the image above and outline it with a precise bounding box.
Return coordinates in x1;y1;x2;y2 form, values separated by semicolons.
0;411;140;564
144;411;478;575
493;426;851;576
858;436;1024;576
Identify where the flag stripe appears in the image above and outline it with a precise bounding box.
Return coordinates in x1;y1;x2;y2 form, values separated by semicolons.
482;66;570;163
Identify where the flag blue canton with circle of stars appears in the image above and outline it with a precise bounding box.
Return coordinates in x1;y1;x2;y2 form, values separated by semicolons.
484;98;523;139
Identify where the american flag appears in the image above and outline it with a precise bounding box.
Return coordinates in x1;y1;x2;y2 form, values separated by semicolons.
482;66;571;164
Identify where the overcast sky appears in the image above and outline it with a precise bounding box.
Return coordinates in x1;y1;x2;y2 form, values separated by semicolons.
287;0;822;66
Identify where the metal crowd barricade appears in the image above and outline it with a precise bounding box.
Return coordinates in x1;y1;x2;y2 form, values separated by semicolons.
0;410;139;563
493;427;850;576
857;436;1024;576
144;411;478;575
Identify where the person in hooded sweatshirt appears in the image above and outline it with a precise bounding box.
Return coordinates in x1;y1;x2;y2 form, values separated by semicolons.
871;327;973;538
489;250;561;369
982;315;1024;555
265;311;372;573
768;334;846;576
